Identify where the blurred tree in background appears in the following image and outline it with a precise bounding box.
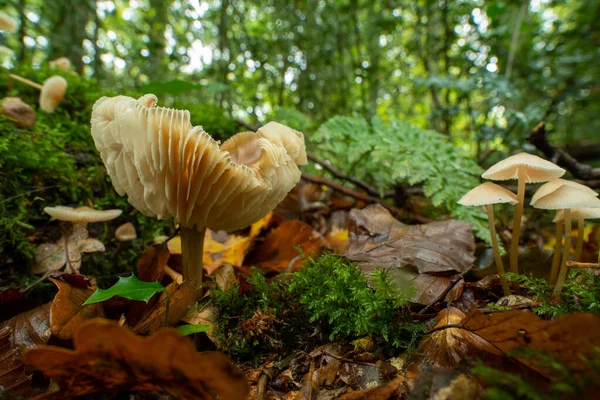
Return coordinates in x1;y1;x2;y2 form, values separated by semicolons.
1;0;599;159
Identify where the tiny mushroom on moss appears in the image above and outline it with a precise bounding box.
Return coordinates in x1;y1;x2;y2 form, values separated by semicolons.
49;57;71;71
531;185;600;295
115;222;137;242
8;74;68;113
1;97;36;128
90;94;307;297
482;152;565;277
459;182;517;296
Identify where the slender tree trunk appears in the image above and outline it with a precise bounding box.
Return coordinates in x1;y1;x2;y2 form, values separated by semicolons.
17;0;27;63
147;0;169;79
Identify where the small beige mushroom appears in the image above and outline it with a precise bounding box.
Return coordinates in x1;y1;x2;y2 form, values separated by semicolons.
482;152;565;276
0;45;13;61
1;97;36;128
0;12;17;32
532;185;600;294
115;222;137;242
91;94;306;295
44;206;122;225
459;182;518;296
554;207;600;263
49;57;71;71
8;74;68;113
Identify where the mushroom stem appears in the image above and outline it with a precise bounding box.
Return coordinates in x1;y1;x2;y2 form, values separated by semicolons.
549;220;563;285
180;225;206;296
554;209;572;295
509;168;526;291
8;74;43;90
574;216;585;262
486;204;511;296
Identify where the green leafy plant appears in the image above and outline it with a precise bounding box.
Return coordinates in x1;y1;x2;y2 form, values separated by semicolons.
84;274;167;305
175;324;212;336
310;115;489;243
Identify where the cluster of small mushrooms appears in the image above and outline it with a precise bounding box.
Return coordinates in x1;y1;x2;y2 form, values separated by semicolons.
89;94;307;297
459;152;600;296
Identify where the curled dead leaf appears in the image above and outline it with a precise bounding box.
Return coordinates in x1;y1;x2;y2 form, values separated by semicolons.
23;318;249;399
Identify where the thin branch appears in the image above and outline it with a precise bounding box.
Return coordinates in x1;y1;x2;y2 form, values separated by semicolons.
528;122;600;182
307;154;382;198
301;173;431;224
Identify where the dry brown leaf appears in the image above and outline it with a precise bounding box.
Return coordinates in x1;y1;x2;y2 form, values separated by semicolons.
49;278;104;340
23;318;249;400
33;225;105;274
295;362;319;400
133;279;197;335
245;220;329;274
338;375;408;400
0;303;51;398
325;227;349;253
462;309;600;377
388;267;452;305
409;307;502;370
137;244;170;282
345;205;475;275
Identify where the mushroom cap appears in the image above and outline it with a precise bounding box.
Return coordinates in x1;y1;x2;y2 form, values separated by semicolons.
39;76;68;113
531;185;600;210
554;207;600;222
0;45;13;60
44;206;122;223
115;222;137;242
90;94;307;232
0;12;17;32
1;97;36;128
482;152;565;183
531;178;597;205
49;57;71;71
458;182;518;206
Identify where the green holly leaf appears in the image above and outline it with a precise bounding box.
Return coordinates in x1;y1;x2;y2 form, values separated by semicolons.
175;324;212;336
83;274;167;305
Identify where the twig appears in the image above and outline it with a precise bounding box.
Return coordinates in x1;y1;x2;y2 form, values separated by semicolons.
417;275;465;315
528;122;600;182
567;261;600;269
235;119;258;131
301;173;432;224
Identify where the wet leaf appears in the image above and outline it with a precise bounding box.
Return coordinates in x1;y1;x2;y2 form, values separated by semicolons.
83;274;167;305
133;280;198;335
245;220;329;274
462;309;600;378
23;318;249;399
0;303;51;398
33;225;105;274
345;205;475;275
49;278;105;340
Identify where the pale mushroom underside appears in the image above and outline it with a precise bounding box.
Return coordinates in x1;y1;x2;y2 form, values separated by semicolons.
90;94;307;231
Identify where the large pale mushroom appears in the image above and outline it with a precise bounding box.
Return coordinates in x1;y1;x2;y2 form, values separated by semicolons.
531;185;600;294
482;152;565;276
8;74;68;113
90;94;307;295
458;182;518;296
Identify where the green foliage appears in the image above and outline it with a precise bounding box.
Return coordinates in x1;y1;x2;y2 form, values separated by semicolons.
311;115;489;243
270;107;315;133
175;324;212;336
510;271;600;318
83;274;167;305
473;347;600;399
289;254;424;347
174;102;239;141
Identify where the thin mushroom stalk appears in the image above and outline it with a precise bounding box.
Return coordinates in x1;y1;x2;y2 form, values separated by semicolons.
486;204;511;296
554;209;572;295
574;216;584;262
550;220;563;285
180;225;206;295
8;74;43;90
509;168;526;276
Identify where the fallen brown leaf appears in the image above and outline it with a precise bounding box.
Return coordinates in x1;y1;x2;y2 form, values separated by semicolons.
295;362;319;400
0;303;51;398
23;318;249;400
345;205;475;275
462;309;600;378
137;244;170;282
49;278;104;340
245;220;329;274
338;375;407;400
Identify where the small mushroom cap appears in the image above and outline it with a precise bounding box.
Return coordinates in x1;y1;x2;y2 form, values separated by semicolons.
531;179;597;205
0;45;13;60
482;152;565;183
1;97;36;128
0;12;17;32
44;206;122;223
554;207;600;222
458;182;518;206
91;94;307;232
39;76;68;113
49;57;71;71
115;222;137;242
531;185;600;210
